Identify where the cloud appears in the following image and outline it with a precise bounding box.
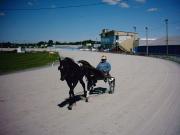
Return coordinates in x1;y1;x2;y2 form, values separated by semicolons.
102;0;121;5
119;2;129;8
102;0;130;9
0;12;5;16
147;8;158;12
135;0;146;3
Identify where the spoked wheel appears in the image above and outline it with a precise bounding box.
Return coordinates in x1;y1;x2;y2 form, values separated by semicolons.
108;77;115;94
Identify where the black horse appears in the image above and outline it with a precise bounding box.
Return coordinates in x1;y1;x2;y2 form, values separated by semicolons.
58;57;88;110
58;58;115;109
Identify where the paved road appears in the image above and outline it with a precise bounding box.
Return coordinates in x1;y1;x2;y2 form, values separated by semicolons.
0;50;180;135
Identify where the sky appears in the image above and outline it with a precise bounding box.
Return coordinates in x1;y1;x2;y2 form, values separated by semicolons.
0;0;180;43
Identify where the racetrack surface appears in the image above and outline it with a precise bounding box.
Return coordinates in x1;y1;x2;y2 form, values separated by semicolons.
0;49;180;135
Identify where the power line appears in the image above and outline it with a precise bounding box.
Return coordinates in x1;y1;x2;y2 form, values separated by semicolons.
0;2;104;11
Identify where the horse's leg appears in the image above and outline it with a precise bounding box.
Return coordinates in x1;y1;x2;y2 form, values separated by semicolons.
66;80;76;110
71;80;78;96
66;81;73;99
79;79;89;102
86;76;95;102
79;79;86;96
88;76;95;91
87;80;93;98
68;80;78;110
66;81;73;110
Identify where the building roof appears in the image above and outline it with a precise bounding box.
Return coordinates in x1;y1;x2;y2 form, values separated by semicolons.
139;36;180;46
100;29;138;37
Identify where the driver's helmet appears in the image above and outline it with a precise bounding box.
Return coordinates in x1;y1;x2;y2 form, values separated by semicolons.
101;55;107;60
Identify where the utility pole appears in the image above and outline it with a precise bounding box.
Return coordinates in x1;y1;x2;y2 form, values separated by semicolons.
145;27;148;55
132;26;137;53
133;26;136;33
165;19;168;55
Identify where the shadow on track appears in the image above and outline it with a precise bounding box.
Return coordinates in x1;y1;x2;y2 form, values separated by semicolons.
57;87;108;109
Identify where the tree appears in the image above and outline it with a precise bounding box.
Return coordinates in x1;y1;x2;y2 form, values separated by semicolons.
48;40;53;46
37;41;45;45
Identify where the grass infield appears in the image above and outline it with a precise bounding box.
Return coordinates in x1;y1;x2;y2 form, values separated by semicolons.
0;51;59;74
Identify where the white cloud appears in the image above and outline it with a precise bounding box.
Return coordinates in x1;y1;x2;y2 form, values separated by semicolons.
0;12;5;16
102;0;121;5
147;8;158;12
119;2;129;8
102;0;130;9
135;0;146;3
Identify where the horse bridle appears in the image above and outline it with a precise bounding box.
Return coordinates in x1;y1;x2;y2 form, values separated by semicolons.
58;60;68;81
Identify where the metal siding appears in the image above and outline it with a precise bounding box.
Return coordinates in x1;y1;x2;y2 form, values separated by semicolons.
134;45;180;55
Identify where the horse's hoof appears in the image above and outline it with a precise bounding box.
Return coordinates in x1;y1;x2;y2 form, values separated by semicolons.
68;106;72;110
85;98;88;102
109;91;112;94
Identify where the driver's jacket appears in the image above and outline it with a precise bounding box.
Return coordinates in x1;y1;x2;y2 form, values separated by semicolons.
96;61;111;73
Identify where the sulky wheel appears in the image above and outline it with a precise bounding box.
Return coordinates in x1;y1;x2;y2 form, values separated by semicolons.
108;77;115;94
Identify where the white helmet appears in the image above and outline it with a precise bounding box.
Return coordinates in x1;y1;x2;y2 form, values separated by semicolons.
101;55;107;60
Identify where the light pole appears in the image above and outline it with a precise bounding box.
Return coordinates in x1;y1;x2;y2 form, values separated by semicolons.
133;26;137;53
165;19;168;55
133;26;136;33
145;27;148;55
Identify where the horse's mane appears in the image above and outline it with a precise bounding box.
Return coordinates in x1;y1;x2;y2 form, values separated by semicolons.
61;57;81;71
63;57;75;63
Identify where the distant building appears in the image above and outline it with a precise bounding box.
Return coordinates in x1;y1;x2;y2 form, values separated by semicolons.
17;47;25;53
100;29;139;52
135;36;180;55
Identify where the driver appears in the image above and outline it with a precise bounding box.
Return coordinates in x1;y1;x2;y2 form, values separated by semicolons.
96;55;111;79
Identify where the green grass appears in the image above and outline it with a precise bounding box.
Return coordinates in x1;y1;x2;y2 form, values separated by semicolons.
0;51;59;74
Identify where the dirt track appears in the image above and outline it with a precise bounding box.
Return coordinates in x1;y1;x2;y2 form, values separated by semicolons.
0;49;180;135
